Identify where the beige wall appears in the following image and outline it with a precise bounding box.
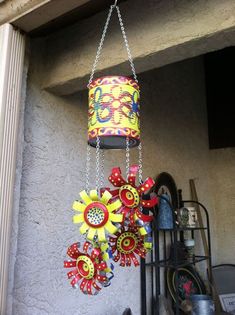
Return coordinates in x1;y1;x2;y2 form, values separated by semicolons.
209;148;235;264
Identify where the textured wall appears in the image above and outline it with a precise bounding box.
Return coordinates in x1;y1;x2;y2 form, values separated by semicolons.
10;41;216;314
209;148;235;264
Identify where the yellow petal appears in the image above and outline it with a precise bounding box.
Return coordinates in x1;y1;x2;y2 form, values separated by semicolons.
110;213;123;223
80;190;92;205
79;222;89;234
97;228;106;242
139;227;147;236
73;213;84;223
72;201;86;212
107;199;122;212
90;190;99;201
101;243;109;251
87;228;96;241
102;252;109;261
100;191;112;205
105;221;118;235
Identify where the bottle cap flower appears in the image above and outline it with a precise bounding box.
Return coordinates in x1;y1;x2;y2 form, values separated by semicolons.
64;241;114;294
109;226;147;267
108;165;158;229
73;189;123;242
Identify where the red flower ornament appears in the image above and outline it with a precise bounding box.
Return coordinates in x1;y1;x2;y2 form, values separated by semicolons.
108;164;158;235
109;226;146;267
64;242;113;295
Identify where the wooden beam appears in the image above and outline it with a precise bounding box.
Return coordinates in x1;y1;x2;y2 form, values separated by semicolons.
41;0;235;95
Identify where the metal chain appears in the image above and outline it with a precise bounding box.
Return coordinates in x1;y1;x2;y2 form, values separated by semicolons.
138;141;143;184
88;5;115;87
87;4;138;87
95;136;101;192
100;149;105;188
126;137;130;178
85;144;91;193
115;6;138;82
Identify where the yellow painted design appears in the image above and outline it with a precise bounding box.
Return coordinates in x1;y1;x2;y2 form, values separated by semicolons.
72;201;86;212
139;227;147;236
97;227;106;242
109;213;123;222
100;190;112;204
107;199;122;212
80;222;89;234
105;221;118;234
80;190;92;205
73;213;84;223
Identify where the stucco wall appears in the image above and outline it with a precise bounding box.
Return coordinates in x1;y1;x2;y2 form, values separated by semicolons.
209;148;235;264
9;39;217;314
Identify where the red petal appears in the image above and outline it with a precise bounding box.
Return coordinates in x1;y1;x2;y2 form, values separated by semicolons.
67;269;78;279
135;208;153;222
67;242;81;259
125;254;132;266
86;280;93;295
109;167;127;187
120;253;126;267
113;252;120;262
83;241;90;253
64;260;76;268
141;196;158;208
137;177;155;194
96;274;107;282
70;274;82;287
91;248;101;259
80;278;88;293
92;280;102;291
95;262;107;271
130;252;140;267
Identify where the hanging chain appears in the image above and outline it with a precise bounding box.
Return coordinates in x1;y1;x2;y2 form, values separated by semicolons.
88;4;138;87
138;141;143;184
100;149;105;188
88;5;115;87
126;137;130;178
85;144;91;193
95;136;101;192
115;6;138;82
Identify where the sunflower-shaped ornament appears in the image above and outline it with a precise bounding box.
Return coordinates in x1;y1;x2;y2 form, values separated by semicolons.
109;225;149;267
108;164;158;235
73;189;123;242
64;241;114;294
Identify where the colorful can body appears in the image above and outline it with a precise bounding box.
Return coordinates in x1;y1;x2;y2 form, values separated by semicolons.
88;76;140;149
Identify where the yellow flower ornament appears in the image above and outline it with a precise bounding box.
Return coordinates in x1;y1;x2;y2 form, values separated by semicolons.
73;190;123;242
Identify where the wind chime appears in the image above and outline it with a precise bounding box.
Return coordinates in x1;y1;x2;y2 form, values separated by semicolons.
64;0;158;295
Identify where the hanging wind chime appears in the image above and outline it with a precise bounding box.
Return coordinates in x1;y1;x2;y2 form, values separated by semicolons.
64;0;158;295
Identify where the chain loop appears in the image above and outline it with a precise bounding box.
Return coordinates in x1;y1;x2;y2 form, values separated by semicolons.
138;141;143;184
100;149;105;188
95;136;101;192
126;137;130;178
85;144;91;193
115;6;138;82
88;5;114;87
87;4;138;87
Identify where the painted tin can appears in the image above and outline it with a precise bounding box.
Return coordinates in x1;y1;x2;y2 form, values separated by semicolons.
88;76;140;149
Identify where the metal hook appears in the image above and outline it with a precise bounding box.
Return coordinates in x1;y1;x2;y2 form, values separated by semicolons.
113;0;118;7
